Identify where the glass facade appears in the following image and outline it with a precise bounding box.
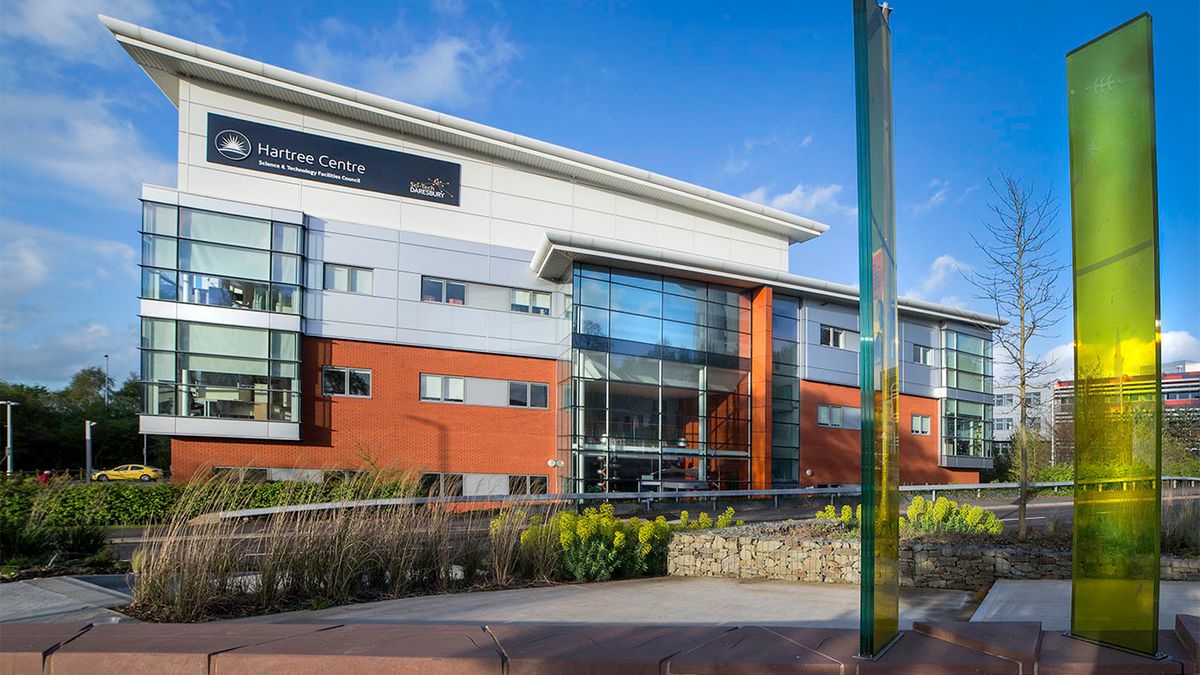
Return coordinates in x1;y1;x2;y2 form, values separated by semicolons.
140;318;301;422
568;264;751;492
771;295;802;486
941;330;995;459
140;202;304;314
139;203;304;425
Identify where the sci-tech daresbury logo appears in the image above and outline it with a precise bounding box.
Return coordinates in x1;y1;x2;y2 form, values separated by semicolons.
214;130;252;161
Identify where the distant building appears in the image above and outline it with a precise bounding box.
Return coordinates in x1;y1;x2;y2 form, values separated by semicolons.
1052;360;1200;463
991;383;1053;457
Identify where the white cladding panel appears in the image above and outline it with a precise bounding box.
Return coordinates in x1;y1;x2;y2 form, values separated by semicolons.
178;80;791;273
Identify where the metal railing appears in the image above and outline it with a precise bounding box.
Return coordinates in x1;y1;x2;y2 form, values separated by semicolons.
213;476;1200;521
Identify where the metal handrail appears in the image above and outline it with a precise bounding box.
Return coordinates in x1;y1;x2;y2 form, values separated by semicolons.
212;476;1200;520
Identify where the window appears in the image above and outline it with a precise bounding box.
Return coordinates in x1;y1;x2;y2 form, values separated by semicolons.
508;474;549;495
510;289;552;315
509;381;550;408
911;414;931;435
421;277;466;305
420;472;464;497
995;394;1015;407
324;264;373;294
420;374;465;402
1026;392;1042;406
913;344;932;366
817;404;844;428
995;418;1013;432
820;325;846;349
322;367;372;397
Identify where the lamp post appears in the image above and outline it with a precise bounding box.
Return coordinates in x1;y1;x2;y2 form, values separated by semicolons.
0;401;18;476
85;421;97;481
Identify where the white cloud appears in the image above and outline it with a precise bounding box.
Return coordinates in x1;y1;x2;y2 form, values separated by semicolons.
0;220;135;307
1037;330;1200;383
0;321;138;386
720;157;750;176
741;183;857;221
0;93;174;210
294;18;519;109
913;178;951;215
721;132;813;176
1163;330;1200;364
903;254;972;303
0;0;159;64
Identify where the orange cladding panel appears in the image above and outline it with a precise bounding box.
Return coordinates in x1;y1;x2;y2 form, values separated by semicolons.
750;286;773;490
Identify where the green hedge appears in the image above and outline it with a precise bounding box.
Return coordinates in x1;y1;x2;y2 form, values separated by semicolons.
0;477;416;528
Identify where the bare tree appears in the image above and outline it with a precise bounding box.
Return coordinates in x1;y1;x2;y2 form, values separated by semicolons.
967;172;1068;540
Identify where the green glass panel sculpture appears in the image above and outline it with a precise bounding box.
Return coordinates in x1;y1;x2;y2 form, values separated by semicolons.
1066;13;1161;657
852;0;900;658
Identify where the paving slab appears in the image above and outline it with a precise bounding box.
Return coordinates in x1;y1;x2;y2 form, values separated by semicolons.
48;623;337;675
664;625;844;674
972;580;1200;631
1035;630;1186;674
1177;614;1199;661
487;623;732;675
213;624;502;674
856;631;1019;675
913;620;1041;672
0;622;90;675
231;577;975;628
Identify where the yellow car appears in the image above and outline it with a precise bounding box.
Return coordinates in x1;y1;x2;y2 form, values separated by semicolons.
91;464;164;482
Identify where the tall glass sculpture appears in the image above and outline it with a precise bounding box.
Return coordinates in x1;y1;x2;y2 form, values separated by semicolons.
1066;13;1161;656
852;0;899;658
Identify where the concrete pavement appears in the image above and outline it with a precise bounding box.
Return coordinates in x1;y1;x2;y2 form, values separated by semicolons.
971;579;1200;630
0;576;134;624
232;576;977;628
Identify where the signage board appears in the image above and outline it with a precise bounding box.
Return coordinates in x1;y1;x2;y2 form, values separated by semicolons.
206;113;461;206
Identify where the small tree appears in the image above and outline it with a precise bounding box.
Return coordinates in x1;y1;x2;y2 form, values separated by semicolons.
967;172;1067;540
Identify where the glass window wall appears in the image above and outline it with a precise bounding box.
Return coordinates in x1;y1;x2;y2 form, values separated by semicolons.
139;203;303;314
568;263;752;493
139;318;301;423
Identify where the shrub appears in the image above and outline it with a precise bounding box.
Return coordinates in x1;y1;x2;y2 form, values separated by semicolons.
816;496;1002;536
519;504;734;583
518;512;562;581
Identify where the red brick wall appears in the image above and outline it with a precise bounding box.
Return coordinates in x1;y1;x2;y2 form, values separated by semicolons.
797;380;978;486
170;338;558;487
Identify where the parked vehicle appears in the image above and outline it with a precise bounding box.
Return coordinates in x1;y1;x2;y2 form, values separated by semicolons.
91;464;163;482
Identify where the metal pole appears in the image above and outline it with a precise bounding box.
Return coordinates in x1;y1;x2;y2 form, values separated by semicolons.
2;401;15;476
103;355;110;406
85;421;95;481
142;434;148;466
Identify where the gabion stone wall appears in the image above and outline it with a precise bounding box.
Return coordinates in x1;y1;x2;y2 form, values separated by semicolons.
667;522;1200;590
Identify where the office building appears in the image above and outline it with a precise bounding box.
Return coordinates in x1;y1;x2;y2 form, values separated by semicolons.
107;17;1002;494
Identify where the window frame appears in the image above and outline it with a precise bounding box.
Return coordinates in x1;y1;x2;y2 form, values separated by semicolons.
819;325;846;350
322;366;373;398
420;374;465;403
913;344;932;366
324;263;374;295
910;414;931;435
817;404;845;428
508;381;550;409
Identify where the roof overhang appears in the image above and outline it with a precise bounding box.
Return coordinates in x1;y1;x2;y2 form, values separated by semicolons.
99;15;830;245
531;232;1006;329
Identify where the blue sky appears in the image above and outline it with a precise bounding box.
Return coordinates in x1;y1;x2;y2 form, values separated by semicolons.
0;0;1196;387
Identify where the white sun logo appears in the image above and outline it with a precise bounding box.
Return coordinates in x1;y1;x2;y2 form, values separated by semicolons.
214;130;251;160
